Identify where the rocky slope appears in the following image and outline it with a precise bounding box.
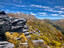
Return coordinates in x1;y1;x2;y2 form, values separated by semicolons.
0;11;29;48
6;12;64;48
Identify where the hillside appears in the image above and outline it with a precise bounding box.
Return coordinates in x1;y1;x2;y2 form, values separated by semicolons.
42;19;64;35
6;13;64;48
53;20;64;34
53;20;64;29
27;19;64;48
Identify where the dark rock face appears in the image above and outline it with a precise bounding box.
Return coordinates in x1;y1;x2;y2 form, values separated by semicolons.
0;11;28;40
0;13;11;33
10;17;27;32
0;11;6;15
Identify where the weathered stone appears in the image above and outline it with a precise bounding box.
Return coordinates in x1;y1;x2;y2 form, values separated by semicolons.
26;35;31;39
0;17;11;33
0;41;14;48
32;40;47;48
24;25;29;29
32;40;44;43
24;32;32;36
20;41;28;47
9;17;27;32
0;11;28;40
0;11;6;15
0;11;28;33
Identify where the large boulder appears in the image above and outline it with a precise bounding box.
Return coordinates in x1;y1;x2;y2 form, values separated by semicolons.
0;11;11;34
0;11;6;15
0;11;28;40
10;17;27;32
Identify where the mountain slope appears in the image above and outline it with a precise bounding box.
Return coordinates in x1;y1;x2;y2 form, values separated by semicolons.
42;19;64;34
6;13;64;48
26;20;64;48
53;20;64;35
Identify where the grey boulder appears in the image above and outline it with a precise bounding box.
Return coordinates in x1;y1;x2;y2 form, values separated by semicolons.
0;11;28;40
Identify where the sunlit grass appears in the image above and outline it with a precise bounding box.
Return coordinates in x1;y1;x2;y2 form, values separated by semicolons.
5;20;64;48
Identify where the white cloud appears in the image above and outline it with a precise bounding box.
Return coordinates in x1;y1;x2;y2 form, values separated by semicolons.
30;4;49;9
53;11;63;14
16;11;19;13
55;6;64;11
39;12;46;14
5;9;10;13
16;5;26;7
61;15;64;17
30;5;64;14
0;2;26;7
50;14;59;16
39;15;47;16
45;9;53;12
60;8;64;10
45;8;63;14
6;9;10;11
54;6;61;8
30;12;36;15
38;12;47;16
37;12;47;16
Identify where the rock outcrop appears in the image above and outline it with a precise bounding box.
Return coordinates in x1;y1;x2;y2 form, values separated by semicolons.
0;11;28;40
10;17;28;32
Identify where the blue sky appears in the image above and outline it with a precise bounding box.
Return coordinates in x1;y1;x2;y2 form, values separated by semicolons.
0;0;64;19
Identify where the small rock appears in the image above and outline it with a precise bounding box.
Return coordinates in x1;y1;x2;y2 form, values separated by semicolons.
32;40;44;43
26;35;31;39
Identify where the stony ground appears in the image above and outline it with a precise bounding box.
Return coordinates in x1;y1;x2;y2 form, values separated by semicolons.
0;41;14;48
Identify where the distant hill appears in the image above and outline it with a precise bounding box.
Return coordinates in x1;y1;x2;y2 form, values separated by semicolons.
53;20;64;34
42;19;64;34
